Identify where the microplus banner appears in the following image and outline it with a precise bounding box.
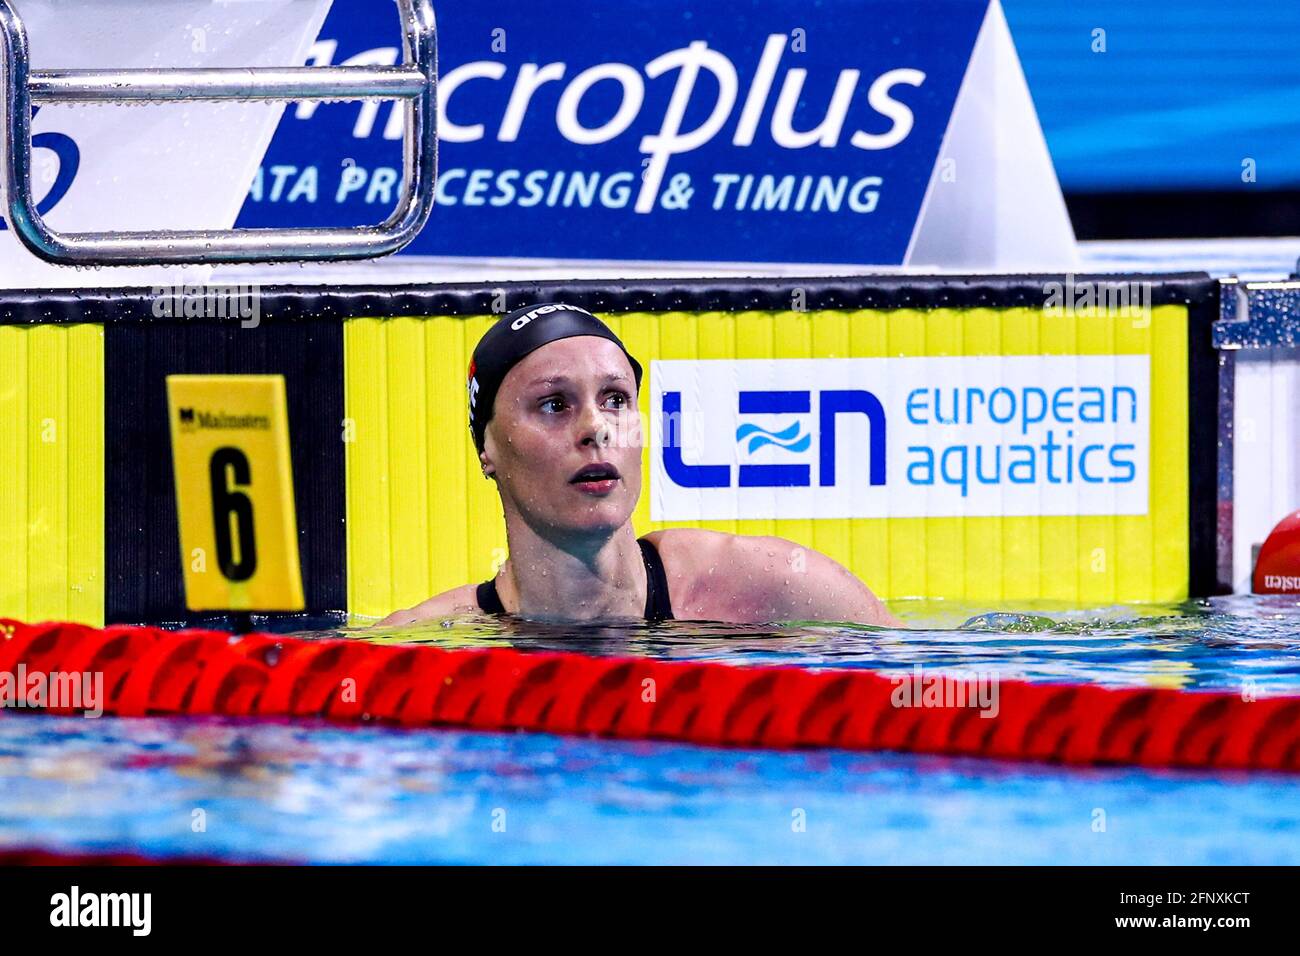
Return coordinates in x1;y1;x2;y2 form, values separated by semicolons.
237;0;1077;269
650;356;1151;520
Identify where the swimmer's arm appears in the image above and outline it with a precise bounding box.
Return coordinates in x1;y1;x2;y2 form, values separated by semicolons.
725;534;903;627
374;584;481;627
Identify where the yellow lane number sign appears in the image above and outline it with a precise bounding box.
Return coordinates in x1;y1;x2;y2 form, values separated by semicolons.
166;375;305;611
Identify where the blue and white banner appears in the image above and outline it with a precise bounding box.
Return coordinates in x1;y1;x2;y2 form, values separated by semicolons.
237;0;1077;269
650;356;1149;520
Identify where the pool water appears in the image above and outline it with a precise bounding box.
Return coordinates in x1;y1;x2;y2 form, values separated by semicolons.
2;596;1299;864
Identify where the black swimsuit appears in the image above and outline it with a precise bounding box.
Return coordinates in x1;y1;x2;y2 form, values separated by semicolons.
475;537;675;622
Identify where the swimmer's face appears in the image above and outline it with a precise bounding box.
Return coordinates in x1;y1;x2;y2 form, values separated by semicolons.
481;336;642;537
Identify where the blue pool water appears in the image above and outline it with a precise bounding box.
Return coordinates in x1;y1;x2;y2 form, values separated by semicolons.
2;596;1299;864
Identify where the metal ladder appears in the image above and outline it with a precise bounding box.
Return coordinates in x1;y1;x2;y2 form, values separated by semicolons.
0;0;437;265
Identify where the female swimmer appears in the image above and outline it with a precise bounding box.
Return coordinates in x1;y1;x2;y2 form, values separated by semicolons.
380;302;900;627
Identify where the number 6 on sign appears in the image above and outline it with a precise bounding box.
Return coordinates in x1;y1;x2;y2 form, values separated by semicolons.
166;375;305;611
209;447;257;581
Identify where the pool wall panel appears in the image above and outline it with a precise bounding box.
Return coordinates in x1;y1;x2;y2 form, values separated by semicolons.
0;325;104;626
0;276;1220;624
104;318;345;625
342;294;1205;613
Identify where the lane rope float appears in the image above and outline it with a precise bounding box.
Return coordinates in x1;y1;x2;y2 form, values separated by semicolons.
1;619;1297;772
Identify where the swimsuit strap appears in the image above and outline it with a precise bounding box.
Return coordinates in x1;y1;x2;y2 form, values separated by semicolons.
475;578;506;615
476;537;674;622
638;537;675;622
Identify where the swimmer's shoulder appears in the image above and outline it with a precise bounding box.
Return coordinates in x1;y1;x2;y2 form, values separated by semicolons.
640;528;766;620
375;583;482;627
642;528;900;626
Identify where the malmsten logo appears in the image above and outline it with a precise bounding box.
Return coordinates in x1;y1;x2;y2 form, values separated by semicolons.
178;408;271;431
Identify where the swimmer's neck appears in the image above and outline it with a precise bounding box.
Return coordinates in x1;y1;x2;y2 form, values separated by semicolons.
495;520;646;621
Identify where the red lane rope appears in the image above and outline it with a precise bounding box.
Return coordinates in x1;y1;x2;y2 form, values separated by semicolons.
0;849;241;866
2;618;1297;772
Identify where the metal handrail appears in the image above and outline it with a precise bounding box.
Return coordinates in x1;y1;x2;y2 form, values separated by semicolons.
0;0;437;265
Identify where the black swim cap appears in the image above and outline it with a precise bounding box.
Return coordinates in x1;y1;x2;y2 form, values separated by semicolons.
467;302;643;453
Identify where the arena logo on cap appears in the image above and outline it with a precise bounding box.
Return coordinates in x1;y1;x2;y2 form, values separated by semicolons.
650;357;1150;521
509;303;592;330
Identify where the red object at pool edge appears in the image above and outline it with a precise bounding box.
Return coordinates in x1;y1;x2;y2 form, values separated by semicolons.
1254;509;1300;593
